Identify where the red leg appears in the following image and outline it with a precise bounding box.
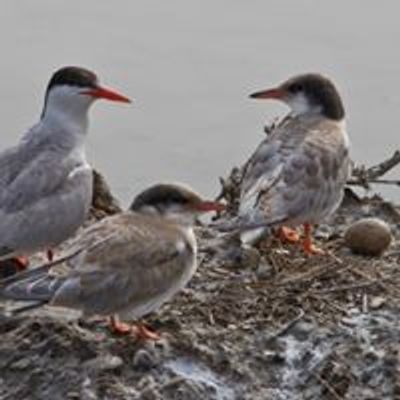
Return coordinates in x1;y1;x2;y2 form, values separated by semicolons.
109;316;160;341
277;226;300;243
302;223;324;255
109;316;132;334
132;324;161;341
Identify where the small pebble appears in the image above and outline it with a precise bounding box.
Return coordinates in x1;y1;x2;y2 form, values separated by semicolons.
132;348;158;371
255;261;273;279
344;218;392;256
222;244;261;269
9;357;31;370
370;296;386;310
83;354;123;372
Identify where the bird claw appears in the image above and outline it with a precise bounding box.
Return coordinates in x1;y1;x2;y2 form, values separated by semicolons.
110;319;132;335
303;239;325;255
278;226;300;243
109;317;160;341
131;324;161;341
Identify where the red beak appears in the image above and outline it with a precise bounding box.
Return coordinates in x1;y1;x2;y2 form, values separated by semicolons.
81;86;131;103
249;87;284;100
193;201;226;213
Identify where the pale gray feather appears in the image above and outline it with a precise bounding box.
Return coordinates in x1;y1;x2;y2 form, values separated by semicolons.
1;212;196;319
240;114;350;229
0;125;92;259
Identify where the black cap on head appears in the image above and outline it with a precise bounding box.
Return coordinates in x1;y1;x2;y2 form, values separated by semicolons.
130;184;202;213
46;66;98;92
283;73;345;120
41;66;99;119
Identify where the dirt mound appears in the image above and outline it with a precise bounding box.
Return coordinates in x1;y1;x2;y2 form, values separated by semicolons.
0;169;399;399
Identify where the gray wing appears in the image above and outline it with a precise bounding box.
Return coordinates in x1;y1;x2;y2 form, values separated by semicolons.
63;213;186;268
0;144;92;258
240;118;304;222
1;213;194;317
0;142;36;200
0;149;74;213
240;118;350;226
56;213;194;316
240;140;284;218
0;124;56;203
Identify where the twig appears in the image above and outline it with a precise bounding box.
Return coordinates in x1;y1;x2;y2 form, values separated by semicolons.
350;266;400;297
347;178;400;186
276;260;345;286
349;150;400;189
312;278;389;294
326;250;344;265
351;267;386;290
364;150;400;179
266;308;305;340
312;372;345;400
385;250;400;257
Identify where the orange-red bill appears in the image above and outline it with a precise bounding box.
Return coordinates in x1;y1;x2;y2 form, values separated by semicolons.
249;87;284;100
81;86;131;103
194;201;226;213
13;256;29;271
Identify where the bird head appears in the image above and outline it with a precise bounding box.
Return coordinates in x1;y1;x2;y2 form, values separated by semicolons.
250;73;345;120
41;66;131;119
130;183;225;226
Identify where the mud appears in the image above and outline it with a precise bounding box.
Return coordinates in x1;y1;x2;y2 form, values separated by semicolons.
0;170;399;400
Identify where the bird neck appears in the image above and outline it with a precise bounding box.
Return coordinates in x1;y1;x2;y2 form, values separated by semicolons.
179;224;197;255
33;99;91;152
41;100;89;134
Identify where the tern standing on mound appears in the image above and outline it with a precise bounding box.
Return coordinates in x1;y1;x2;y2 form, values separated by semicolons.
0;183;225;340
0;66;131;268
240;74;351;254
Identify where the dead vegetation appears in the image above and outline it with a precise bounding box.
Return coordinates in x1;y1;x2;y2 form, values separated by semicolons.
0;155;399;399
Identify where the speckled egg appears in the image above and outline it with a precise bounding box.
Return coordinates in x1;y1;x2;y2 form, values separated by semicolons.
344;218;392;256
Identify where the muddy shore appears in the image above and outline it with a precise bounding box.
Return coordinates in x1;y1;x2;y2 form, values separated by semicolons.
0;170;399;400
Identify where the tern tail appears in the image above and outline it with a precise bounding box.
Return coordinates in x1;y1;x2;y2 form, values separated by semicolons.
0;272;65;303
0;250;84;311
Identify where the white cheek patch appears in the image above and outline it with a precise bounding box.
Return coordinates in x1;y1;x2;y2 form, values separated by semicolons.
288;93;314;116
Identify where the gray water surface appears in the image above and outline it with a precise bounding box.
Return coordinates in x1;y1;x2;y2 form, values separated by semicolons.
1;1;399;204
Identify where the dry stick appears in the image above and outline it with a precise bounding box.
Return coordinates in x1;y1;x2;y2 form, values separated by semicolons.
365;149;400;179
362;293;369;313
276;260;345;287
312;278;391;294
347;178;400;186
351;266;386;290
351;266;400;297
312;372;345;400
386;250;400;257
364;179;399;185
348;149;400;188
326;249;344;265
266;308;305;340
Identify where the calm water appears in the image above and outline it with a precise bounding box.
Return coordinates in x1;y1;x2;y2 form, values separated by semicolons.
1;1;399;205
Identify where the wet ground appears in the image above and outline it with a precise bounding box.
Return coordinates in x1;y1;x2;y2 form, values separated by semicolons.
0;170;399;400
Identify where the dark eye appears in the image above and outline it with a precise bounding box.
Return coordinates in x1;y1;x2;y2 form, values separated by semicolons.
288;83;303;93
168;193;189;205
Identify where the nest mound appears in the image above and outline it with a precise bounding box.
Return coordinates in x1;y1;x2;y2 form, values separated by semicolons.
0;168;399;399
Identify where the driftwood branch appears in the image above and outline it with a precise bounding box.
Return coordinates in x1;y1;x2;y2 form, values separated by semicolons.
348;150;400;189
